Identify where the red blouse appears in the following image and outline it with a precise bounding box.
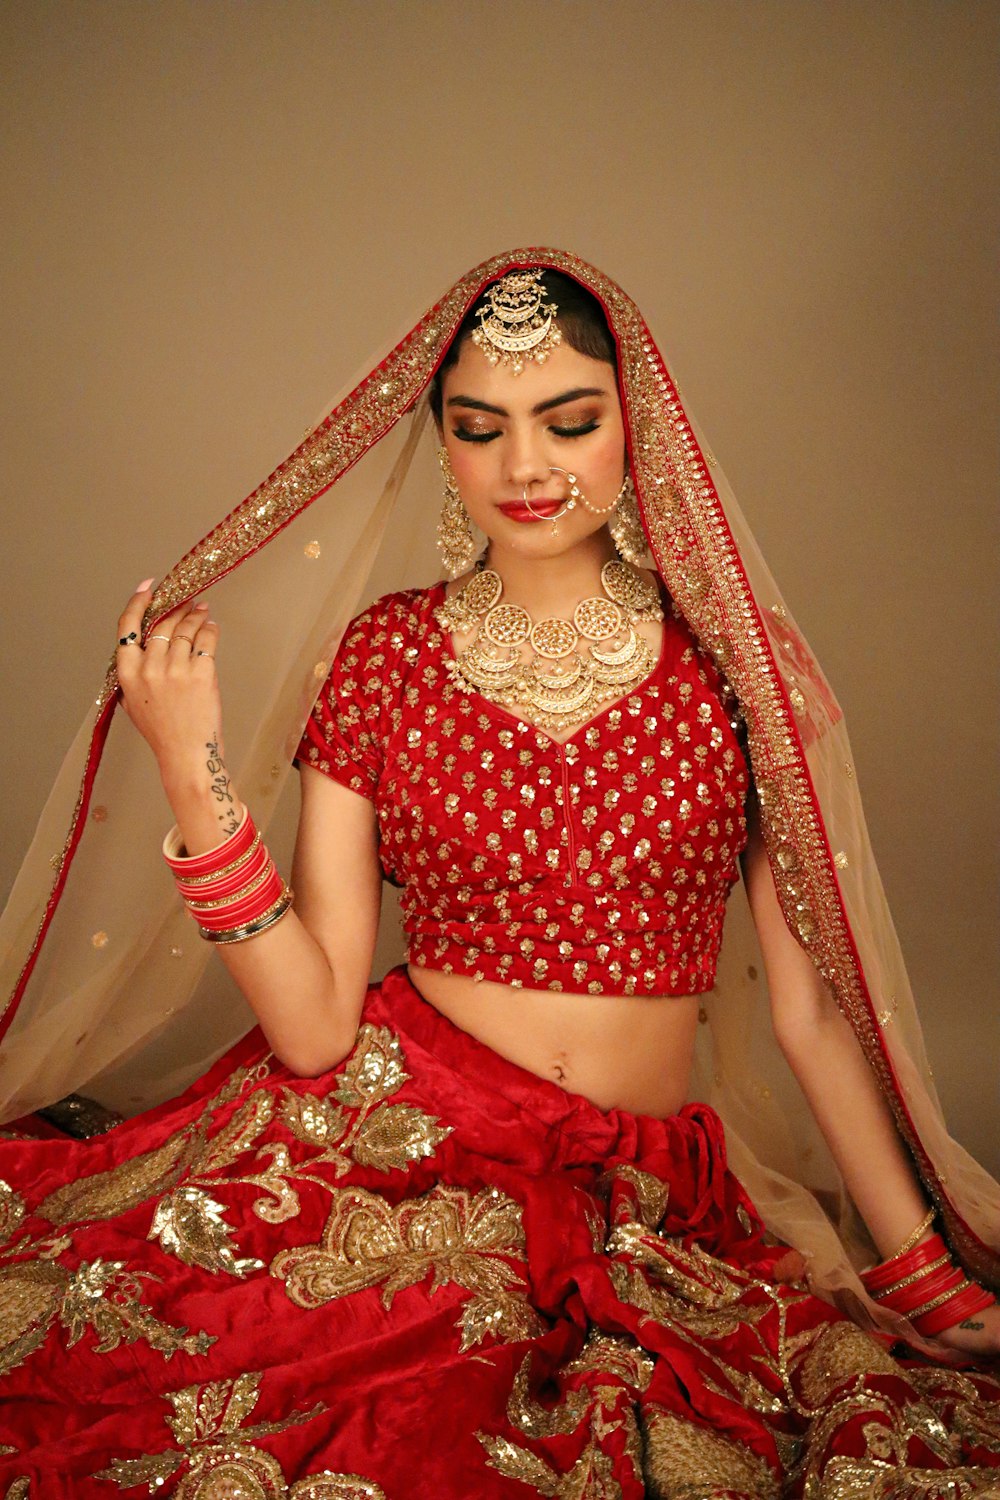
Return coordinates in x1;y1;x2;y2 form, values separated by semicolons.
297;584;749;997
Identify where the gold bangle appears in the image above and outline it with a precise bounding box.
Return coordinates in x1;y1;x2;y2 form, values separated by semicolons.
877;1253;951;1299
184;858;276;912
199;889;294;944
906;1279;974;1322
176;831;263;888
889;1207;937;1261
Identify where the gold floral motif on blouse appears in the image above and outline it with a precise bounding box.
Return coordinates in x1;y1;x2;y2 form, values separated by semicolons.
92;1370;386;1498
272;1182;545;1353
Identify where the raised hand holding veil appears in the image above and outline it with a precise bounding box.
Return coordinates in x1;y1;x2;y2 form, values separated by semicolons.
2;248;997;1346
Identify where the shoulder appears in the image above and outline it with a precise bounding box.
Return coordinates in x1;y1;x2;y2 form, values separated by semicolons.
326;584;445;701
340;584;444;653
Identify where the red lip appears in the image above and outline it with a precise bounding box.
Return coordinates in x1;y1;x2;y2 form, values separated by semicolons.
497;499;564;522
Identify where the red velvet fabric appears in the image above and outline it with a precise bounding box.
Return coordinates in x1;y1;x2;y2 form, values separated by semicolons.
297;586;749;998
0;969;996;1495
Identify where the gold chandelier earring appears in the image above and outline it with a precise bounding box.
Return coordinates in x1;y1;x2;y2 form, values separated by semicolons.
437;447;478;579
609;473;646;566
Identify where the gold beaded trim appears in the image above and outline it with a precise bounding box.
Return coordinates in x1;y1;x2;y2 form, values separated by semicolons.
889;1207;937;1260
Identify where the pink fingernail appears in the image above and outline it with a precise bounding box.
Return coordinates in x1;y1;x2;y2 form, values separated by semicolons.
135;577;154;592
194;602;209;611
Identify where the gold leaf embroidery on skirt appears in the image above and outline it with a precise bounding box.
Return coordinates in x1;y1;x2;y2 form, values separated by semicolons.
28;1060;266;1233
641;1406;780;1500
0;1259;65;1377
0;1253;214;1377
148;1185;266;1278
59;1258;215;1358
93;1370;385;1497
797;1321;902;1410
271;1182;545;1352
480;1385;641;1498
35;1129;197;1227
334;1025;409;1107
0;1182;26;1246
598;1162;669;1230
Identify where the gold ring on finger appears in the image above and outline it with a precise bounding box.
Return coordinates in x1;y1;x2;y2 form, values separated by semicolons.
173;634;196;647
118;631;139;647
146;634;171;645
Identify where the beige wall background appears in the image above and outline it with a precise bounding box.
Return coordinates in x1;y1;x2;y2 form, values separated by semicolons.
1;1;997;1166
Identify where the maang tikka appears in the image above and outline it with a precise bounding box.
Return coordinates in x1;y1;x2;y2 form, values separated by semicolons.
437;447;478;579
471;269;563;375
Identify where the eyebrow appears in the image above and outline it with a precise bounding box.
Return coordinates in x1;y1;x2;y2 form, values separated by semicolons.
445;386;608;417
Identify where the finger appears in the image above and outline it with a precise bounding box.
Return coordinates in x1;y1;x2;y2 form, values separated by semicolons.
164;602;211;659
190;619;220;665
142;601;207;655
115;577;155;650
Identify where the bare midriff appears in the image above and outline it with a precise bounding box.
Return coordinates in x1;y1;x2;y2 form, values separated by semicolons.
409;965;700;1118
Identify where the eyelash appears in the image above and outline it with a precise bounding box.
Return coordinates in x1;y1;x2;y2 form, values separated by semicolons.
452;419;600;444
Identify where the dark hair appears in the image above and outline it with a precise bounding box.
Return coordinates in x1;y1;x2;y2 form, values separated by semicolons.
429;269;617;423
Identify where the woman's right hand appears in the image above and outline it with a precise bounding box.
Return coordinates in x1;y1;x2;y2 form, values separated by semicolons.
115;582;239;850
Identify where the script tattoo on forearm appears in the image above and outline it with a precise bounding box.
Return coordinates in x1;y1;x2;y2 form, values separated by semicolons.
206;735;240;835
959;1318;985;1331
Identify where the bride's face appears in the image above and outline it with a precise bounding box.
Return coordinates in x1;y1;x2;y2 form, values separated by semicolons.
438;334;627;560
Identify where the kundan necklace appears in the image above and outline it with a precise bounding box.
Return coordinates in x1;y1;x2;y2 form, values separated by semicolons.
436;558;664;735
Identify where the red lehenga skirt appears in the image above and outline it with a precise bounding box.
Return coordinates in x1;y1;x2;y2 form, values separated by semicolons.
0;968;997;1498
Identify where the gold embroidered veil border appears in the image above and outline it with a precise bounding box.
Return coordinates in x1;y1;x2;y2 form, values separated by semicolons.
0;249;996;1339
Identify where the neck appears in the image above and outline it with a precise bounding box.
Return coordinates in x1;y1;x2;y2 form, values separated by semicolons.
485;528;618;615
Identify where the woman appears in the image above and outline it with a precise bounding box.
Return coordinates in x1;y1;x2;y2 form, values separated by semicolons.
0;253;997;1495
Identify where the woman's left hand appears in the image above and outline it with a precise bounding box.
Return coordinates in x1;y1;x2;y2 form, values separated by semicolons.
934;1299;1000;1362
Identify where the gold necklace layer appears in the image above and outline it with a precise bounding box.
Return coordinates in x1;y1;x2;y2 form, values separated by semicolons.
436;560;664;735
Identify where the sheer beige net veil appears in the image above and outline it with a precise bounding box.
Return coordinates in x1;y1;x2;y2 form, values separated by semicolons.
1;249;996;1339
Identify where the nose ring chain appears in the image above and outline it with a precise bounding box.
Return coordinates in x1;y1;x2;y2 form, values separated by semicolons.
521;467;628;523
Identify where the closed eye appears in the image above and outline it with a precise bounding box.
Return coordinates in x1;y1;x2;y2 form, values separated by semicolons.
551;420;599;438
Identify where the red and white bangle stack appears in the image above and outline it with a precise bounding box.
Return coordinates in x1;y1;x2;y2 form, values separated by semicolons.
164;808;293;944
861;1210;995;1337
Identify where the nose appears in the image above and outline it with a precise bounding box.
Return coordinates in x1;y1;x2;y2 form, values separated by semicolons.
503;428;553;493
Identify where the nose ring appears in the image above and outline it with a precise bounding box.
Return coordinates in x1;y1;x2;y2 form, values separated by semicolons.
522;466;582;521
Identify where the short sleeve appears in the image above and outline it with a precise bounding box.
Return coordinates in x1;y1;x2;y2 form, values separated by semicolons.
295;608;386;801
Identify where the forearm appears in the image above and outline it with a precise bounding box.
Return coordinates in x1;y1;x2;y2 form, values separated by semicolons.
160;733;244;856
163;765;368;1076
118;589;378;1078
777;1003;928;1257
209;908;365;1076
741;803;930;1256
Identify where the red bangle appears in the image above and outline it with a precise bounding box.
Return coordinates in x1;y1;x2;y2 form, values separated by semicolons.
913;1282;996;1338
861;1232;948;1294
163;806;255;878
179;845;273;906
881;1265;964;1317
191;868;284;930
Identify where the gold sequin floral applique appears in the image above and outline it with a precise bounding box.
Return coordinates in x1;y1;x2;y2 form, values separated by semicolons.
272;1182;545;1353
142;1026;450;1281
0;1254;213;1378
93;1369;386;1497
479;1339;650;1497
